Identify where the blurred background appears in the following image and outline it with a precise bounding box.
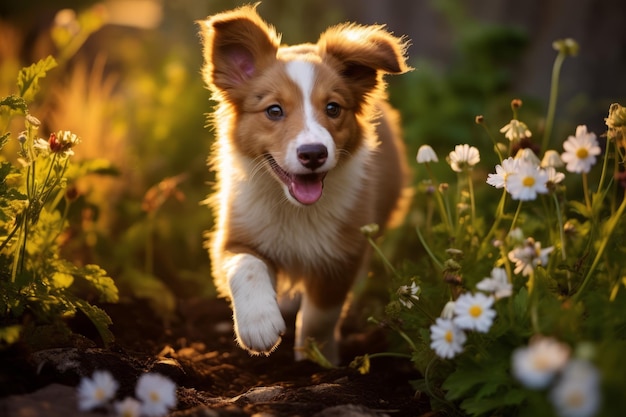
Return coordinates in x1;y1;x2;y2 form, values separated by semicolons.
1;0;624;320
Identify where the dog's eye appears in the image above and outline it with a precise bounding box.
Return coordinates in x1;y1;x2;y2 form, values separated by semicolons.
266;105;284;120
325;102;341;118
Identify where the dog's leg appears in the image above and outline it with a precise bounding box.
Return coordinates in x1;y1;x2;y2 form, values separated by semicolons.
294;294;343;364
224;253;286;354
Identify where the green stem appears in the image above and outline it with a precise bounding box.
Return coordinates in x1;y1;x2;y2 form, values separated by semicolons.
582;172;592;214
479;121;504;163
573;194;626;301
508;200;524;235
0;221;20;253
482;190;507;248
368;316;422;350
596;138;612;196
416;226;444;271
529;271;540;332
40;153;59;197
11;214;27;282
552;193;566;260
541;52;566;153
468;170;476;232
425;163;453;235
367;352;413;360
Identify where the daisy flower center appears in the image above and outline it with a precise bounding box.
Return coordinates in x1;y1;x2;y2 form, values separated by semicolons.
150;391;160;402
469;305;483;318
532;355;551;371
522;176;536;187
95;388;106;401
444;330;454;343
576;148;589;159
565;390;585;408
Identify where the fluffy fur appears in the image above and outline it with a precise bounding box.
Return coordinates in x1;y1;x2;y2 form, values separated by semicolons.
199;5;411;364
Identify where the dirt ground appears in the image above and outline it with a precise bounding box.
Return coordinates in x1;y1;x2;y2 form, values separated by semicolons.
0;296;434;417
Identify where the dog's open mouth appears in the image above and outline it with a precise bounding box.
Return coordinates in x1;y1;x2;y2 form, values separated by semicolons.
266;155;326;205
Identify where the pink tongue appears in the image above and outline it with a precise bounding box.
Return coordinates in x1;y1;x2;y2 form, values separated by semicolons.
290;174;324;205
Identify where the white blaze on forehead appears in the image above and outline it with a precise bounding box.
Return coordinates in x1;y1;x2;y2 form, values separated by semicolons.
284;60;336;172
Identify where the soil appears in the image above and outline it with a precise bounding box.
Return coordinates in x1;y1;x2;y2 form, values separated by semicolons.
0;297;434;417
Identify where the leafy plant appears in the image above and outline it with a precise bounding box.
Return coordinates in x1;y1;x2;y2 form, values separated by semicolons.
0;57;118;348
365;38;626;417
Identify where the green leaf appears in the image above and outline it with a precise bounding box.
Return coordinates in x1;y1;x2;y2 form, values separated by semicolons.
442;360;484;401
513;286;529;322
569;200;591;219
461;388;526;415
72;298;115;345
0;132;9;151
17;56;58;103
0;95;27;115
51;272;74;289
120;268;176;320
77;264;119;303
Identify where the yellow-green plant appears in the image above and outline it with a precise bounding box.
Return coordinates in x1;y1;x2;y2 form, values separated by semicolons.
0;57;118;348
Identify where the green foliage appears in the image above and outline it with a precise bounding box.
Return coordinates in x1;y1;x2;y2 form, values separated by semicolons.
0;57;118;348
369;33;626;415
389;0;531;169
16;56;57;104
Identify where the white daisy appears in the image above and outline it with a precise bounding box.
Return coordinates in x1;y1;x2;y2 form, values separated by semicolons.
505;161;549;201
114;397;142;417
397;281;421;309
486;157;519;189
511;337;571;389
77;370;119;411
136;373;177;417
476;268;513;300
500;119;532;141
508;237;554;276
453;292;497;333
561;125;601;174
416;145;439;163
430;317;467;359
550;359;601;417
448;144;480;172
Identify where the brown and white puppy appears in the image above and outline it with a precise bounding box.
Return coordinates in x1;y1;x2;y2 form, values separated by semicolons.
199;5;411;364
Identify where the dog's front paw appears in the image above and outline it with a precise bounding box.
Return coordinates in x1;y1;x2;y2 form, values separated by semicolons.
234;301;286;354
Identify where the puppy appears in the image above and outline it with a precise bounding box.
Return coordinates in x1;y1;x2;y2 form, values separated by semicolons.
199;5;411;364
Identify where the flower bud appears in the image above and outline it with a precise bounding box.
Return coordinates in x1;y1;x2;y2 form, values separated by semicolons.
25;114;41;128
541;150;564;168
416;145;438;164
552;38;579;56
360;223;379;237
605;103;626;128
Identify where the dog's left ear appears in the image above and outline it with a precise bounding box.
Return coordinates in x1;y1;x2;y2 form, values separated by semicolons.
319;24;411;108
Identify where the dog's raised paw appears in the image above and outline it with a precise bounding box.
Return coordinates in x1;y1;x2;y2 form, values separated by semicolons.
233;302;286;354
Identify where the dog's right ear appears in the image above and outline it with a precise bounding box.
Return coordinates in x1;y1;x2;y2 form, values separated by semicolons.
198;5;280;100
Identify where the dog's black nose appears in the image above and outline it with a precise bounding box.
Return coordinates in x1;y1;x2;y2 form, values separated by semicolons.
297;144;328;170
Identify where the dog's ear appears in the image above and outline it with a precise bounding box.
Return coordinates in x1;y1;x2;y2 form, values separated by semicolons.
318;24;411;109
199;5;280;100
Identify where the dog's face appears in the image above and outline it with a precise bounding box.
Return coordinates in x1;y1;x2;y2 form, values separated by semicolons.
200;6;409;205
